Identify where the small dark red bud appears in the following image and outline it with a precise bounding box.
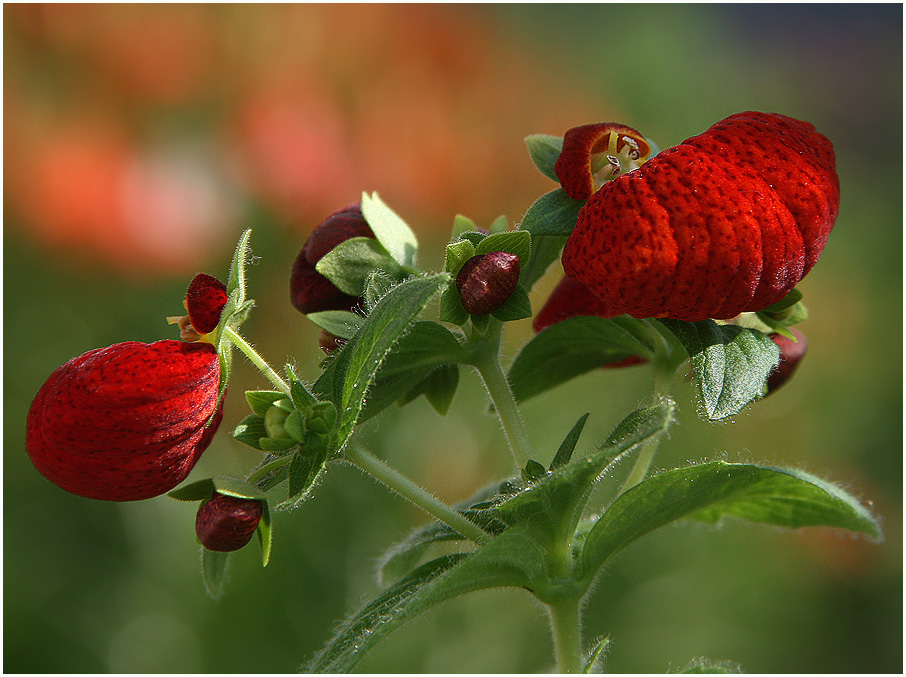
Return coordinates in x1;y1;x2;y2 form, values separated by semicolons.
456;251;520;316
290;203;375;315
195;491;263;552
765;329;808;395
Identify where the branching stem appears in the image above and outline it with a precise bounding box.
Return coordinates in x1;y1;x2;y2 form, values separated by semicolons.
222;326;291;397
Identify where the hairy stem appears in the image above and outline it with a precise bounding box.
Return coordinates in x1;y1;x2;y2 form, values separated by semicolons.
345;443;489;544
222;326;291;397
547;594;584;674
468;325;534;470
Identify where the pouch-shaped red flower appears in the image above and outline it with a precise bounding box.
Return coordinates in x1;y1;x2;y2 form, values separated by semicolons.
26;340;222;501
290;202;375;314
560;112;839;321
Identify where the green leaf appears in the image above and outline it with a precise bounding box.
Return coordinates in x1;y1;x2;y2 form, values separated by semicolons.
525;133;564;182
306;527;545;673
489;214;508;233
673;657;743;673
508;316;658;402
201;548;230;599
494;400;676;548
439;284;469;325
363;270;396;311
657;319;780;420
521;188;585;237
232;414;266;450
315;236;401;296
550;413;590;471
168;478;216;501
521;459;548;483
452;214;479;238
490;283;532;322
305;310;366;340
519;234;567;292
474;230;532;265
398;363;460;416
337;274;450;445
286;365;317;410
581;461;882;583
583;635;612;674
361;191;419;269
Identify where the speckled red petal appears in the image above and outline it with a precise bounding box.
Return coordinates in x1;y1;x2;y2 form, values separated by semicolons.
185;273;228;335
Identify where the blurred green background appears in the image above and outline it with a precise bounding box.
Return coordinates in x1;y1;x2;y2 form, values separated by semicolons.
4;4;901;673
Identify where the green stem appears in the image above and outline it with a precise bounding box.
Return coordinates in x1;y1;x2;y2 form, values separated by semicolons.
345;443;489;544
222;326;291;397
547;594;584;674
246;455;293;487
468;326;534;470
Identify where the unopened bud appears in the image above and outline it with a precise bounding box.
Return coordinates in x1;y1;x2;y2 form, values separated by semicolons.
195;492;263;552
766;329;808;395
455;251;520;316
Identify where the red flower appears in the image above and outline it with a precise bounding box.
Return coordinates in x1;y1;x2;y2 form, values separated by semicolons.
26;340;223;501
195;491;263;552
290;203;375;314
534;276;644;368
185;273;228;335
559;112;839;321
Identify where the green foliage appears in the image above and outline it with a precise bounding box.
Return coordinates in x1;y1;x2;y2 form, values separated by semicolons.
316;237;402;296
520;188;585;236
524;133;564;182
657;319;780;420
360;191;419;269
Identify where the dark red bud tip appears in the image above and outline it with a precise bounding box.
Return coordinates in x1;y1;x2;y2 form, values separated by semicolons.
185;273;228;335
555;122;651;200
318;329;343;355
26;340;222;501
195;491;263;552
766;329;808;395
456;251;520;316
290;203;373;315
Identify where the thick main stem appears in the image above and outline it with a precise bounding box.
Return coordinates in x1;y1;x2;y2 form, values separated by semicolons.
547;594;584;674
469;328;534;470
345;444;488;544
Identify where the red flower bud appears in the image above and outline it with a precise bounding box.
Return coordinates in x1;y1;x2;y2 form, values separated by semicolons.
290;203;375;314
456;251;520;315
765;329;808;395
26;340;222;501
195;491;263;552
560;112;839;321
185;273;228;335
534;276;644;368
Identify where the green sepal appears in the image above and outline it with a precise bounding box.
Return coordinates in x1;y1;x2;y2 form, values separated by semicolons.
657;319;780;420
283;410;307;444
443;238;476;275
470;312;491;336
316;236;402;296
305;310;365;340
761;287;803;313
488;215;508;233
286;364;317;410
474;230;531;265
277;448;328;511
245;390;286;418
201;548;230;599
490;283;532;322
212;475;267;501
456;231;488;247
524;133;564;182
520;188;585;237
439;284;469;325
360;191;419;269
232;414;267;450
550;413;590;471
451;214;479;239
259;437;298;452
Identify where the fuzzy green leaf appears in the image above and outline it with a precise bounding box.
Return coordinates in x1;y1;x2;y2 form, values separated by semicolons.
444;238;476;275
521;188;585;237
474;230;532;265
201;549;230;599
581;462;882;583
508;316;658;402
657;319;780;420
490;283;532;322
360;191;419;269
305;310;366;340
168;478;216;501
525;133;564;182
550;413;590;471
519;233;567;292
315;237;401;296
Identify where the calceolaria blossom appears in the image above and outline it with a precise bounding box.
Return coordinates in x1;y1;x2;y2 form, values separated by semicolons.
559;112;839;321
25;274;229;501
